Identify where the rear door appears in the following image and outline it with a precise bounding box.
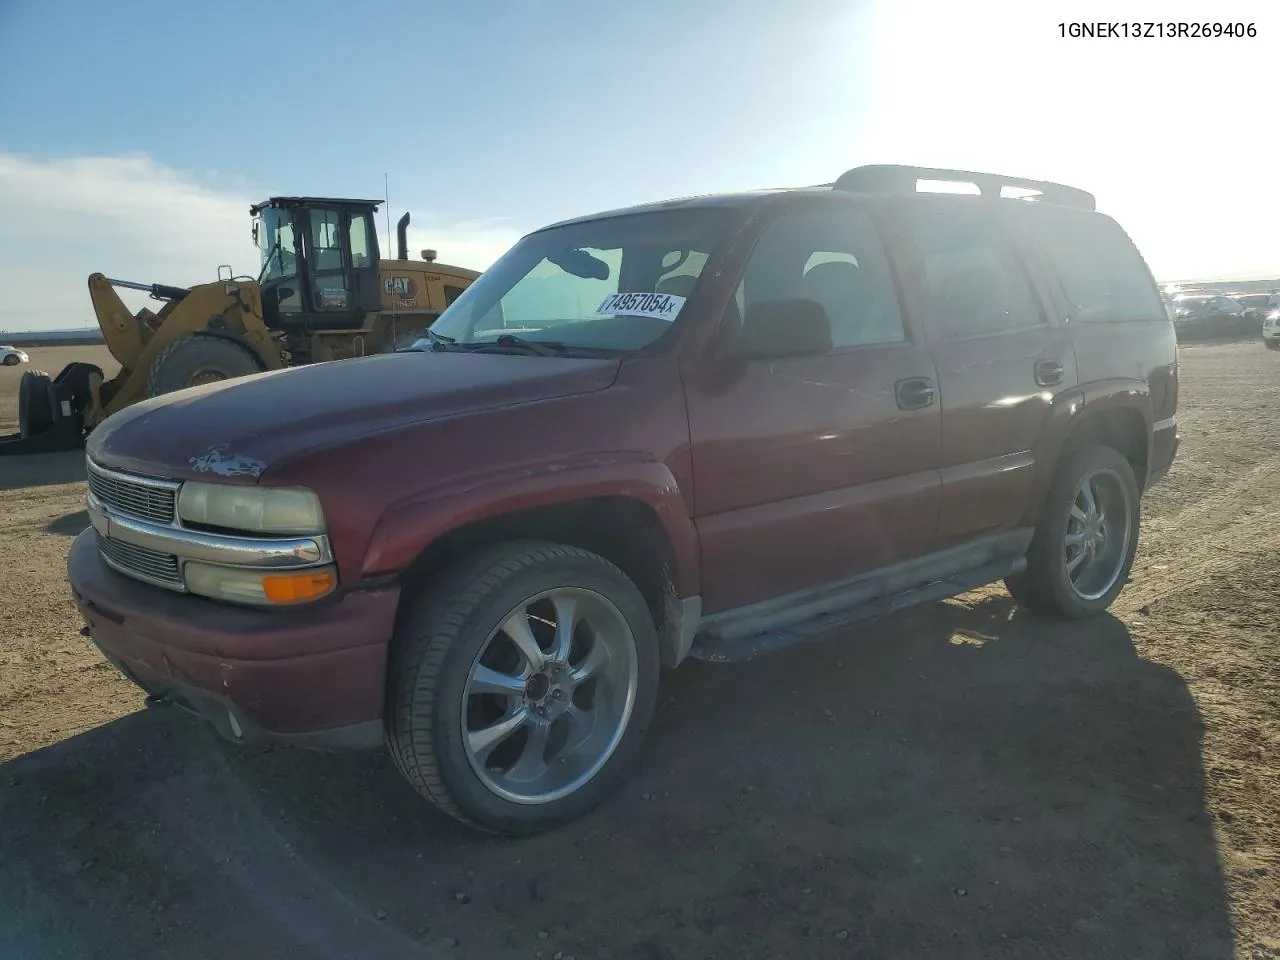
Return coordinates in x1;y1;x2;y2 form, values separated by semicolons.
896;198;1078;547
684;199;943;613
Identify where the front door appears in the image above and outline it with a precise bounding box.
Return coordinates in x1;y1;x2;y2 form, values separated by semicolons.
895;198;1079;547
306;207;354;316
301;207;380;326
685;200;943;614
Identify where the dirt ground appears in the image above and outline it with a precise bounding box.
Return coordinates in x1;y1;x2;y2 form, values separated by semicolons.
0;343;1277;960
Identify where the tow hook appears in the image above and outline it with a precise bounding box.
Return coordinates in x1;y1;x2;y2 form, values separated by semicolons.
144;694;171;710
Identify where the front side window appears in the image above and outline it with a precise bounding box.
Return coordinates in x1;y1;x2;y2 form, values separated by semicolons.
256;207;298;282
1017;206;1165;322
906;205;1043;338
431;209;731;354
736;205;905;348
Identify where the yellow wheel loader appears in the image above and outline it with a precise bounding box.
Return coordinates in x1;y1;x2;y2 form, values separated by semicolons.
1;197;480;455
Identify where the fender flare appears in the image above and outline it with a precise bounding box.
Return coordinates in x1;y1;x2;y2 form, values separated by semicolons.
360;454;701;597
1025;378;1153;521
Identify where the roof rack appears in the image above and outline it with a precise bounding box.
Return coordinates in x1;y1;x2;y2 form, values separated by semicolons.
832;164;1096;211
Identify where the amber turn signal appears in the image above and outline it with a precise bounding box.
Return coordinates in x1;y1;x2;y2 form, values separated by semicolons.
261;569;337;604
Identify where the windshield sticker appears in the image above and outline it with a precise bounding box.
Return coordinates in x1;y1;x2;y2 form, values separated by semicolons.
596;292;686;322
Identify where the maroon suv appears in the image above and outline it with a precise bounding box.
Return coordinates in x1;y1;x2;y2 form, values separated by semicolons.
69;164;1179;834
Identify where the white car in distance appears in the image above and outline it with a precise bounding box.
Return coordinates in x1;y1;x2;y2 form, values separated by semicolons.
1;345;30;367
1263;311;1280;351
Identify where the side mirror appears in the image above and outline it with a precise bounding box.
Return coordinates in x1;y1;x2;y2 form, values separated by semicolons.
741;298;833;360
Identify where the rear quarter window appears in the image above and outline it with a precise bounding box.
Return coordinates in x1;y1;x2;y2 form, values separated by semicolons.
1019;207;1165;322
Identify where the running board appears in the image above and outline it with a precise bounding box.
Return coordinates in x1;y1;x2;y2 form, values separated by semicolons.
689;555;1026;664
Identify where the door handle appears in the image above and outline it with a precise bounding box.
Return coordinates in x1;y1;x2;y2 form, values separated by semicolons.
895;376;936;410
1035;359;1064;387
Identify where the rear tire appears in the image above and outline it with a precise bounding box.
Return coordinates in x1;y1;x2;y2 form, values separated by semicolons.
386;540;660;835
18;370;55;438
1005;443;1140;619
147;334;262;398
2;353;18;366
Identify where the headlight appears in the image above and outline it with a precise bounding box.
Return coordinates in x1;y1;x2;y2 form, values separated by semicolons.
177;482;326;535
185;561;336;605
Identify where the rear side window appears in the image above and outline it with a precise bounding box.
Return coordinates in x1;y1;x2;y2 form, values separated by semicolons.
1020;207;1165;322
904;205;1043;339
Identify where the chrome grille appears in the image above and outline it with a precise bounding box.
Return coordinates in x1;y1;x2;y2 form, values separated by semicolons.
96;532;183;588
86;460;177;525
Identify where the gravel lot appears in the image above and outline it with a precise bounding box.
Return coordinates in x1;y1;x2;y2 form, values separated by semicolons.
1;342;1277;960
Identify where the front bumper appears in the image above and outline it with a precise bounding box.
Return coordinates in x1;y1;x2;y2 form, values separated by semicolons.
68;529;399;750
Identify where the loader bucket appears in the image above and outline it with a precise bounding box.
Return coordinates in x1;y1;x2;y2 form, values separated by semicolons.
89;273;149;368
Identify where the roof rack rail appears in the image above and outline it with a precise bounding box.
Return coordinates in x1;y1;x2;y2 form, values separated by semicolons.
832;164;1096;211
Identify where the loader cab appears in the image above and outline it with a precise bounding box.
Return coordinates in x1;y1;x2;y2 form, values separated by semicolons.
251;196;382;330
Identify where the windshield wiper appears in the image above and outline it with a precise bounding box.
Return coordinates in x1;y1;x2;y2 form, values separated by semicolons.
451;334;622;358
426;328;457;348
458;334;566;357
256;241;279;283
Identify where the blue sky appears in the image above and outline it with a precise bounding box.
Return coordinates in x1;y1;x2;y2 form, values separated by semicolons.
2;0;1277;329
1;0;867;223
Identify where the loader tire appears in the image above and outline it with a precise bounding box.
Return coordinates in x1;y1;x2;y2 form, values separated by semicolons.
18;371;55;439
147;335;262;398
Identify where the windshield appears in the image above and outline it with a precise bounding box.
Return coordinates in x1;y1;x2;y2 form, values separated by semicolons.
255;207;299;282
429;208;733;353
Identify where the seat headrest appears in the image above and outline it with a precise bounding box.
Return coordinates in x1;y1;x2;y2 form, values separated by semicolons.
800;260;863;300
656;274;698;298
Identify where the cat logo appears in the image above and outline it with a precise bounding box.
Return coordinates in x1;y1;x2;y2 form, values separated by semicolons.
383;276;417;298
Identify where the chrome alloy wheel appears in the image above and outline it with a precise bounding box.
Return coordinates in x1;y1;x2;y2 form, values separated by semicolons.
1063;467;1133;602
460;587;639;805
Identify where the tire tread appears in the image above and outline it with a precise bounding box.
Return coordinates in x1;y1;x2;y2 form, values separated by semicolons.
147;334;261;398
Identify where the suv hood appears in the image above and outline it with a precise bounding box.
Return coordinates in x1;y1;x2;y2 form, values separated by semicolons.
88;350;621;481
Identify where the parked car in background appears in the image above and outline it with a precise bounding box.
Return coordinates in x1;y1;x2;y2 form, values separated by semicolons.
1172;294;1246;337
69;163;1180;835
1262;309;1280;350
1230;293;1273;321
1173;294;1242;319
1;345;30;366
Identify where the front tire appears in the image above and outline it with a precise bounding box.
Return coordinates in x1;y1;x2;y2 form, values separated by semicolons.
386;541;660;835
1005;443;1140;619
2;353;19;366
